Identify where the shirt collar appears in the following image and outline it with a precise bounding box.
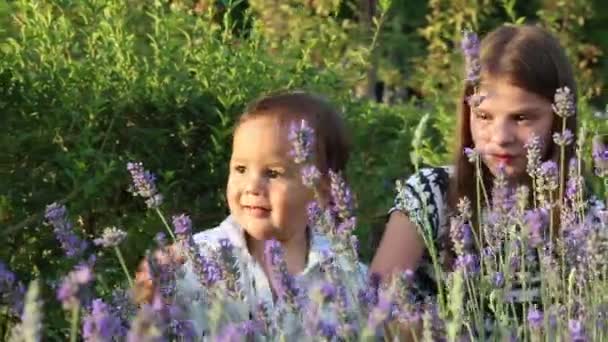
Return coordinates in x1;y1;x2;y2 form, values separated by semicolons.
219;215;334;272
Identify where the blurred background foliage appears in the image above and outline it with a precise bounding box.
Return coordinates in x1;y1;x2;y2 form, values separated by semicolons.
0;0;606;336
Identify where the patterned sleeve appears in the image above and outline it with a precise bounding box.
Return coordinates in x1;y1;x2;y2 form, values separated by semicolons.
389;167;450;242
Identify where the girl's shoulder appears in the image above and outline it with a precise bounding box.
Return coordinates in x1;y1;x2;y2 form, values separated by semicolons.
403;166;452;193
391;165;453;239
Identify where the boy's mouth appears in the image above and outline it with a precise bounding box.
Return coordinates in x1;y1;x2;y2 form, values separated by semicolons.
242;205;271;218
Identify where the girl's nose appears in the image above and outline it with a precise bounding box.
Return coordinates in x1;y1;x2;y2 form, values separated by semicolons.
491;120;516;146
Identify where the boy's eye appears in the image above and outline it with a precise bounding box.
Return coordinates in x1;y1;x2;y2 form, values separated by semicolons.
265;169;282;179
233;165;246;174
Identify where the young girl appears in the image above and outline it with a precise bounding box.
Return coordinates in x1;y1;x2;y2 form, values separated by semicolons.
371;24;578;336
136;91;366;338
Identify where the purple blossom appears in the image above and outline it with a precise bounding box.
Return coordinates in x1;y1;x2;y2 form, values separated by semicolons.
172;214;192;237
449;220;473;255
301;164;321;188
358;273;380;309
82;299;123;341
552;87;575;118
57;262;94;310
109;289;136;331
568;319;587;342
94;226;127;248
492;272;505;288
539;160;559;190
306;201;323;227
217;320;262;342
319;283;337;302
524;209;548;248
461;30;481;85
0;262;25;317
217;238;241;297
464;147;479;163
329;170;355;221
127;161;163;208
316;320;337;339
527;308;543;330
126;305;163;342
288;119;315;164
553;129;574;146
264;239;300;308
44;202;88;258
454;253;479;274
592;135;608;177
525;135;542;177
154;232;167;247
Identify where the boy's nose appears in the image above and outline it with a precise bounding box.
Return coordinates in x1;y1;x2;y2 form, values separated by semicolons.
244;174;264;194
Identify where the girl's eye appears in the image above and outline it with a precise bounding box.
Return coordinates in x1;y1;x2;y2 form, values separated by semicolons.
515;114;528;122
234;165;246;174
474;110;489;120
266;169;282;179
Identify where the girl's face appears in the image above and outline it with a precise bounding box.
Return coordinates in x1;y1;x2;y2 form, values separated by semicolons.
227;115;314;243
471;77;554;182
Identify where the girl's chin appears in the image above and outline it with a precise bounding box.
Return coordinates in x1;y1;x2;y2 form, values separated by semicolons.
488;163;525;181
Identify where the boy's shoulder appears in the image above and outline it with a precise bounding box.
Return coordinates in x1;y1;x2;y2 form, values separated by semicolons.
191;216;245;248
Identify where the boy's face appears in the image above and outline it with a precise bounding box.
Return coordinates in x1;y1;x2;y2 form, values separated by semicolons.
227;115;314;243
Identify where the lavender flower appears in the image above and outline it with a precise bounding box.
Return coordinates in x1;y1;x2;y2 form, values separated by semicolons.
464;147;480;163
329;170;355;221
82;299;123;341
44;202;87;258
450;220;473;255
93;227;127;248
525;135;542;178
539;160;559;191
553;129;574;146
127;161;163;208
552;86;575;118
172;214;192;237
316;320;338;339
264;239;300;309
524;209;548;248
288;119;315;164
217;238;241;298
568;319;587;342
216;321;261;342
0;261;25;317
358;273;381;309
126;305;163;342
461;30;481;85
109;289;136;331
57;262;94;310
306;201;323;227
492;272;505;288
456;197;472;221
527;308;543;330
301;165;321;188
454;253;479;274
592;135;608;177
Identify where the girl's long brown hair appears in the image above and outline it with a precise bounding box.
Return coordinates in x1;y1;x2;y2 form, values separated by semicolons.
447;24;578;260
